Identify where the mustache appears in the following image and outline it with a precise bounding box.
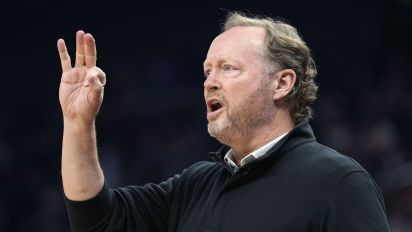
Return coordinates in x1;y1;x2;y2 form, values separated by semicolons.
206;92;228;105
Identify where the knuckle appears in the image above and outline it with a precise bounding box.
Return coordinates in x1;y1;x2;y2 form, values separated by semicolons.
94;67;106;77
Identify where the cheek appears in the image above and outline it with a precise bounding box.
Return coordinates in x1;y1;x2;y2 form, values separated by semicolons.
223;78;262;109
224;92;243;112
227;82;258;101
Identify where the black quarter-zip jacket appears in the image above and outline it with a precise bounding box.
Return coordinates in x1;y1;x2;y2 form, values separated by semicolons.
65;121;390;232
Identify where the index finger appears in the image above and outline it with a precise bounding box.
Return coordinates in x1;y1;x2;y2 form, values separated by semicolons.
84;33;97;68
57;39;72;72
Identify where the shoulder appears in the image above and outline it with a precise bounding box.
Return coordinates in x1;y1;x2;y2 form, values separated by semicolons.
170;160;226;203
274;139;373;194
286;140;366;175
172;160;223;188
184;160;217;172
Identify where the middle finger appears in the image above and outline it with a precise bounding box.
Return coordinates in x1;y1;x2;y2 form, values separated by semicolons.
75;30;85;67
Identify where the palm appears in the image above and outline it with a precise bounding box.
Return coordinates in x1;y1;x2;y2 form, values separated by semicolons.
59;66;95;120
57;31;105;122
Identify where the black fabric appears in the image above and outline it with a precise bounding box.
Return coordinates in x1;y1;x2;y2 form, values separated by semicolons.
65;120;390;232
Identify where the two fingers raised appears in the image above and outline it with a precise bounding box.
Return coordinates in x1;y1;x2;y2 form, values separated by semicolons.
57;30;97;72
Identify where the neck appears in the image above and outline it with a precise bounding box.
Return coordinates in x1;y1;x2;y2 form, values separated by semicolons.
229;112;294;163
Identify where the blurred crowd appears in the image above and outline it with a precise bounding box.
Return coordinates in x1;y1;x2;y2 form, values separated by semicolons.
0;0;411;231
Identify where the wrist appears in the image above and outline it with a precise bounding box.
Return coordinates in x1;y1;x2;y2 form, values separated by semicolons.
63;118;96;133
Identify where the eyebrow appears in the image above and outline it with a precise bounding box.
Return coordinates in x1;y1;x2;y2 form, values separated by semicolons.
202;60;210;68
203;57;243;69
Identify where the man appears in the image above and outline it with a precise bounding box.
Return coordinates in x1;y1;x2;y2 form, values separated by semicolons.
57;12;390;231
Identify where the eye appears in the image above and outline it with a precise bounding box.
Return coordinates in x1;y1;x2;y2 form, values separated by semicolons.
204;69;211;78
223;64;234;71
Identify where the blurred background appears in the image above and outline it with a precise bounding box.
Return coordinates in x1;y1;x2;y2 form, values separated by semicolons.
0;0;411;231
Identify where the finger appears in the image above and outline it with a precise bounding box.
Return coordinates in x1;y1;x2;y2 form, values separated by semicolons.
84;71;105;111
93;67;106;85
75;30;85;67
83;68;106;87
84;33;97;68
57;39;72;72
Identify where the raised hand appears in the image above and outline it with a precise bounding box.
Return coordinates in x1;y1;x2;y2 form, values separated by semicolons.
57;30;106;124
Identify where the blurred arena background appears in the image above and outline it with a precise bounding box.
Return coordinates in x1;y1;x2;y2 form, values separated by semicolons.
0;0;411;231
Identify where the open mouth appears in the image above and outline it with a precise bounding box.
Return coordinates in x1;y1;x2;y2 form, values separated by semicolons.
210;102;222;112
207;98;225;117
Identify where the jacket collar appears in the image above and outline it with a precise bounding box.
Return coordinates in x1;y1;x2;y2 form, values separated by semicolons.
208;120;316;169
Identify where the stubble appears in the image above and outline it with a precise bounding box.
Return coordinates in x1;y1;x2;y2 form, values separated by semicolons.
207;78;273;146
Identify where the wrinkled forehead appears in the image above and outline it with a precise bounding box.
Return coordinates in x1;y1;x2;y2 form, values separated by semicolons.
205;26;267;65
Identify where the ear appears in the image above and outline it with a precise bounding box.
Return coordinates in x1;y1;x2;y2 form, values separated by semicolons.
272;69;297;102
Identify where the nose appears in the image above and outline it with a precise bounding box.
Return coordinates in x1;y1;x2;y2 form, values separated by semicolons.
203;72;221;92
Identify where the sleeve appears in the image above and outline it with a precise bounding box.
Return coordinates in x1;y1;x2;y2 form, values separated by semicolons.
65;173;181;232
319;171;390;232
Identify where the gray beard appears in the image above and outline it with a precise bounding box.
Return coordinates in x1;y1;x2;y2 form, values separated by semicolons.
207;80;273;146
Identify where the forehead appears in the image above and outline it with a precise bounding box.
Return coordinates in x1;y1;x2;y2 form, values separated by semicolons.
204;26;266;66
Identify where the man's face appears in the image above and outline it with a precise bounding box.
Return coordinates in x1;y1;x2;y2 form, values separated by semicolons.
203;26;275;145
